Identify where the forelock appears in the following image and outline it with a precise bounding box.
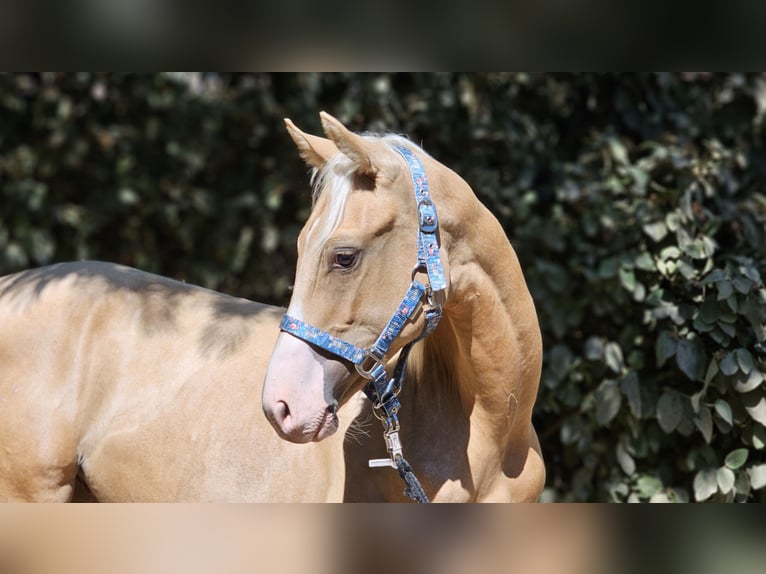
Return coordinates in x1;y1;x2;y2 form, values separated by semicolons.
305;133;428;247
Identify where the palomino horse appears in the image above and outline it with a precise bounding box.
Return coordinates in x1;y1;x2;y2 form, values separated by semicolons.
263;112;545;502
0;261;359;501
0;113;544;502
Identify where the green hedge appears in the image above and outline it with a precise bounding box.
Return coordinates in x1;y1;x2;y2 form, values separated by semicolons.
1;73;764;501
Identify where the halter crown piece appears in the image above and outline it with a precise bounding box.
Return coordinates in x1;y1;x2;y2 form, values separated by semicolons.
279;145;446;503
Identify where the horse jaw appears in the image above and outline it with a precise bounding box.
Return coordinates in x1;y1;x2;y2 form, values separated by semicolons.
262;332;346;444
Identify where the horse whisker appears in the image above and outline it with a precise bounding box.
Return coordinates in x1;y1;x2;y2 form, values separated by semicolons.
345;414;373;445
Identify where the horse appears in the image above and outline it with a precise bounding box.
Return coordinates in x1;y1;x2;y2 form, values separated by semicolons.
0;112;544;502
262;112;545;502
0;261;361;501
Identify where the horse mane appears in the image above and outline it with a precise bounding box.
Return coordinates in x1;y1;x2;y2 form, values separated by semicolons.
306;134;428;248
404;322;468;419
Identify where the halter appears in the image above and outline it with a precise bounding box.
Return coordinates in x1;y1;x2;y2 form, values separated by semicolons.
279;145;446;503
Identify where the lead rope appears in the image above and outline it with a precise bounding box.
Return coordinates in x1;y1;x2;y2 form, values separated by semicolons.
397;457;430;503
364;307;440;503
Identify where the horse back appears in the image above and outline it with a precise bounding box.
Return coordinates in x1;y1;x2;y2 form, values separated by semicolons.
0;261;299;501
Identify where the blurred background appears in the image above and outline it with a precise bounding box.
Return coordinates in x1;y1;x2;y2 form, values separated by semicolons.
0;504;764;574
1;73;765;502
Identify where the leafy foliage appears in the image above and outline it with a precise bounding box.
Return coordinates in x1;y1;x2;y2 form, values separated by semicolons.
1;73;765;501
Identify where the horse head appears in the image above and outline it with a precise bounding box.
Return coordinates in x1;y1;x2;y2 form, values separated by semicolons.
262;112;450;443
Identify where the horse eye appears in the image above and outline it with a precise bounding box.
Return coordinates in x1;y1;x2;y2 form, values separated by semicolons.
332;250;358;270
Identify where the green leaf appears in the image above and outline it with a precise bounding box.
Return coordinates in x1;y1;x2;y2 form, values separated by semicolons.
584;337;604;361
733;276;753;294
643;221;668;242
676;337;706;381
701;268;727;285
616;442;636;476
118;187;139;205
717;280;734;300
743;394;766;426
659;246;681;260
741;264;761;283
735;471;751;497
657;391;684;433
619;267;636;292
720;352;739;376
691;391;702;413
678;259;697;280
634;251;655;271
724;448;749;470
656;259;668;277
700;236;717;258
683;241;706;260
545;344;574;388
595;379;622;426
714;399;733;425
734;369;764;393
749;464;766;490
665;211;682;232
735;348;755;374
695;405;713;443
608;137;629;165
632;282;646;302
605;342;624;374
597;257;619;279
694;468;718;501
655;331;677;367
751;425;766;450
637;475;662;498
704;359;719;387
717;467;735;494
719;322;737;338
620;372;642;418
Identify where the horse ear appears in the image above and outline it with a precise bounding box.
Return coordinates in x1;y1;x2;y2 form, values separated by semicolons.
319;111;379;176
284;118;338;169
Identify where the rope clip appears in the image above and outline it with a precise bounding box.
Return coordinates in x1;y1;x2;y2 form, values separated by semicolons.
368;428;403;469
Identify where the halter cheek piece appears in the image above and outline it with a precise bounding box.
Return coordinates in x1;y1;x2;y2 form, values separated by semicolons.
279;145;446;503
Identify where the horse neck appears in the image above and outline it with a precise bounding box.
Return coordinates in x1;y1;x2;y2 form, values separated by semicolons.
404;167;542;444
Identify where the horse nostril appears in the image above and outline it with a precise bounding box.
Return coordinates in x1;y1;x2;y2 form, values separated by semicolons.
276;400;291;423
327;402;338;415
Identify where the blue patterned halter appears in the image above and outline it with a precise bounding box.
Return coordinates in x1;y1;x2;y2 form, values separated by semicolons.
278;145;446;502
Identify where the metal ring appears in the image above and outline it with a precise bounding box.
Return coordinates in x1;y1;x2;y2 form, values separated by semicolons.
411;263;427;281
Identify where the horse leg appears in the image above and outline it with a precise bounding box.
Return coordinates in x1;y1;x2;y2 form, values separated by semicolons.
0;416;80;502
0;457;79;502
486;426;546;503
0;357;83;501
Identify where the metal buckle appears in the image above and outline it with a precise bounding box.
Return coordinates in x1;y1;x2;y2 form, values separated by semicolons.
413;265;445;309
355;349;385;379
427;286;447;308
371;392;401;422
417;199;438;233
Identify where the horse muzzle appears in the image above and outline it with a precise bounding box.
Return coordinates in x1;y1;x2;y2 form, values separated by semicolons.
262;397;339;443
262;332;345;443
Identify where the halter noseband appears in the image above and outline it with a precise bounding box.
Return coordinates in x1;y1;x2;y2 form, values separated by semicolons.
279;145;446;503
